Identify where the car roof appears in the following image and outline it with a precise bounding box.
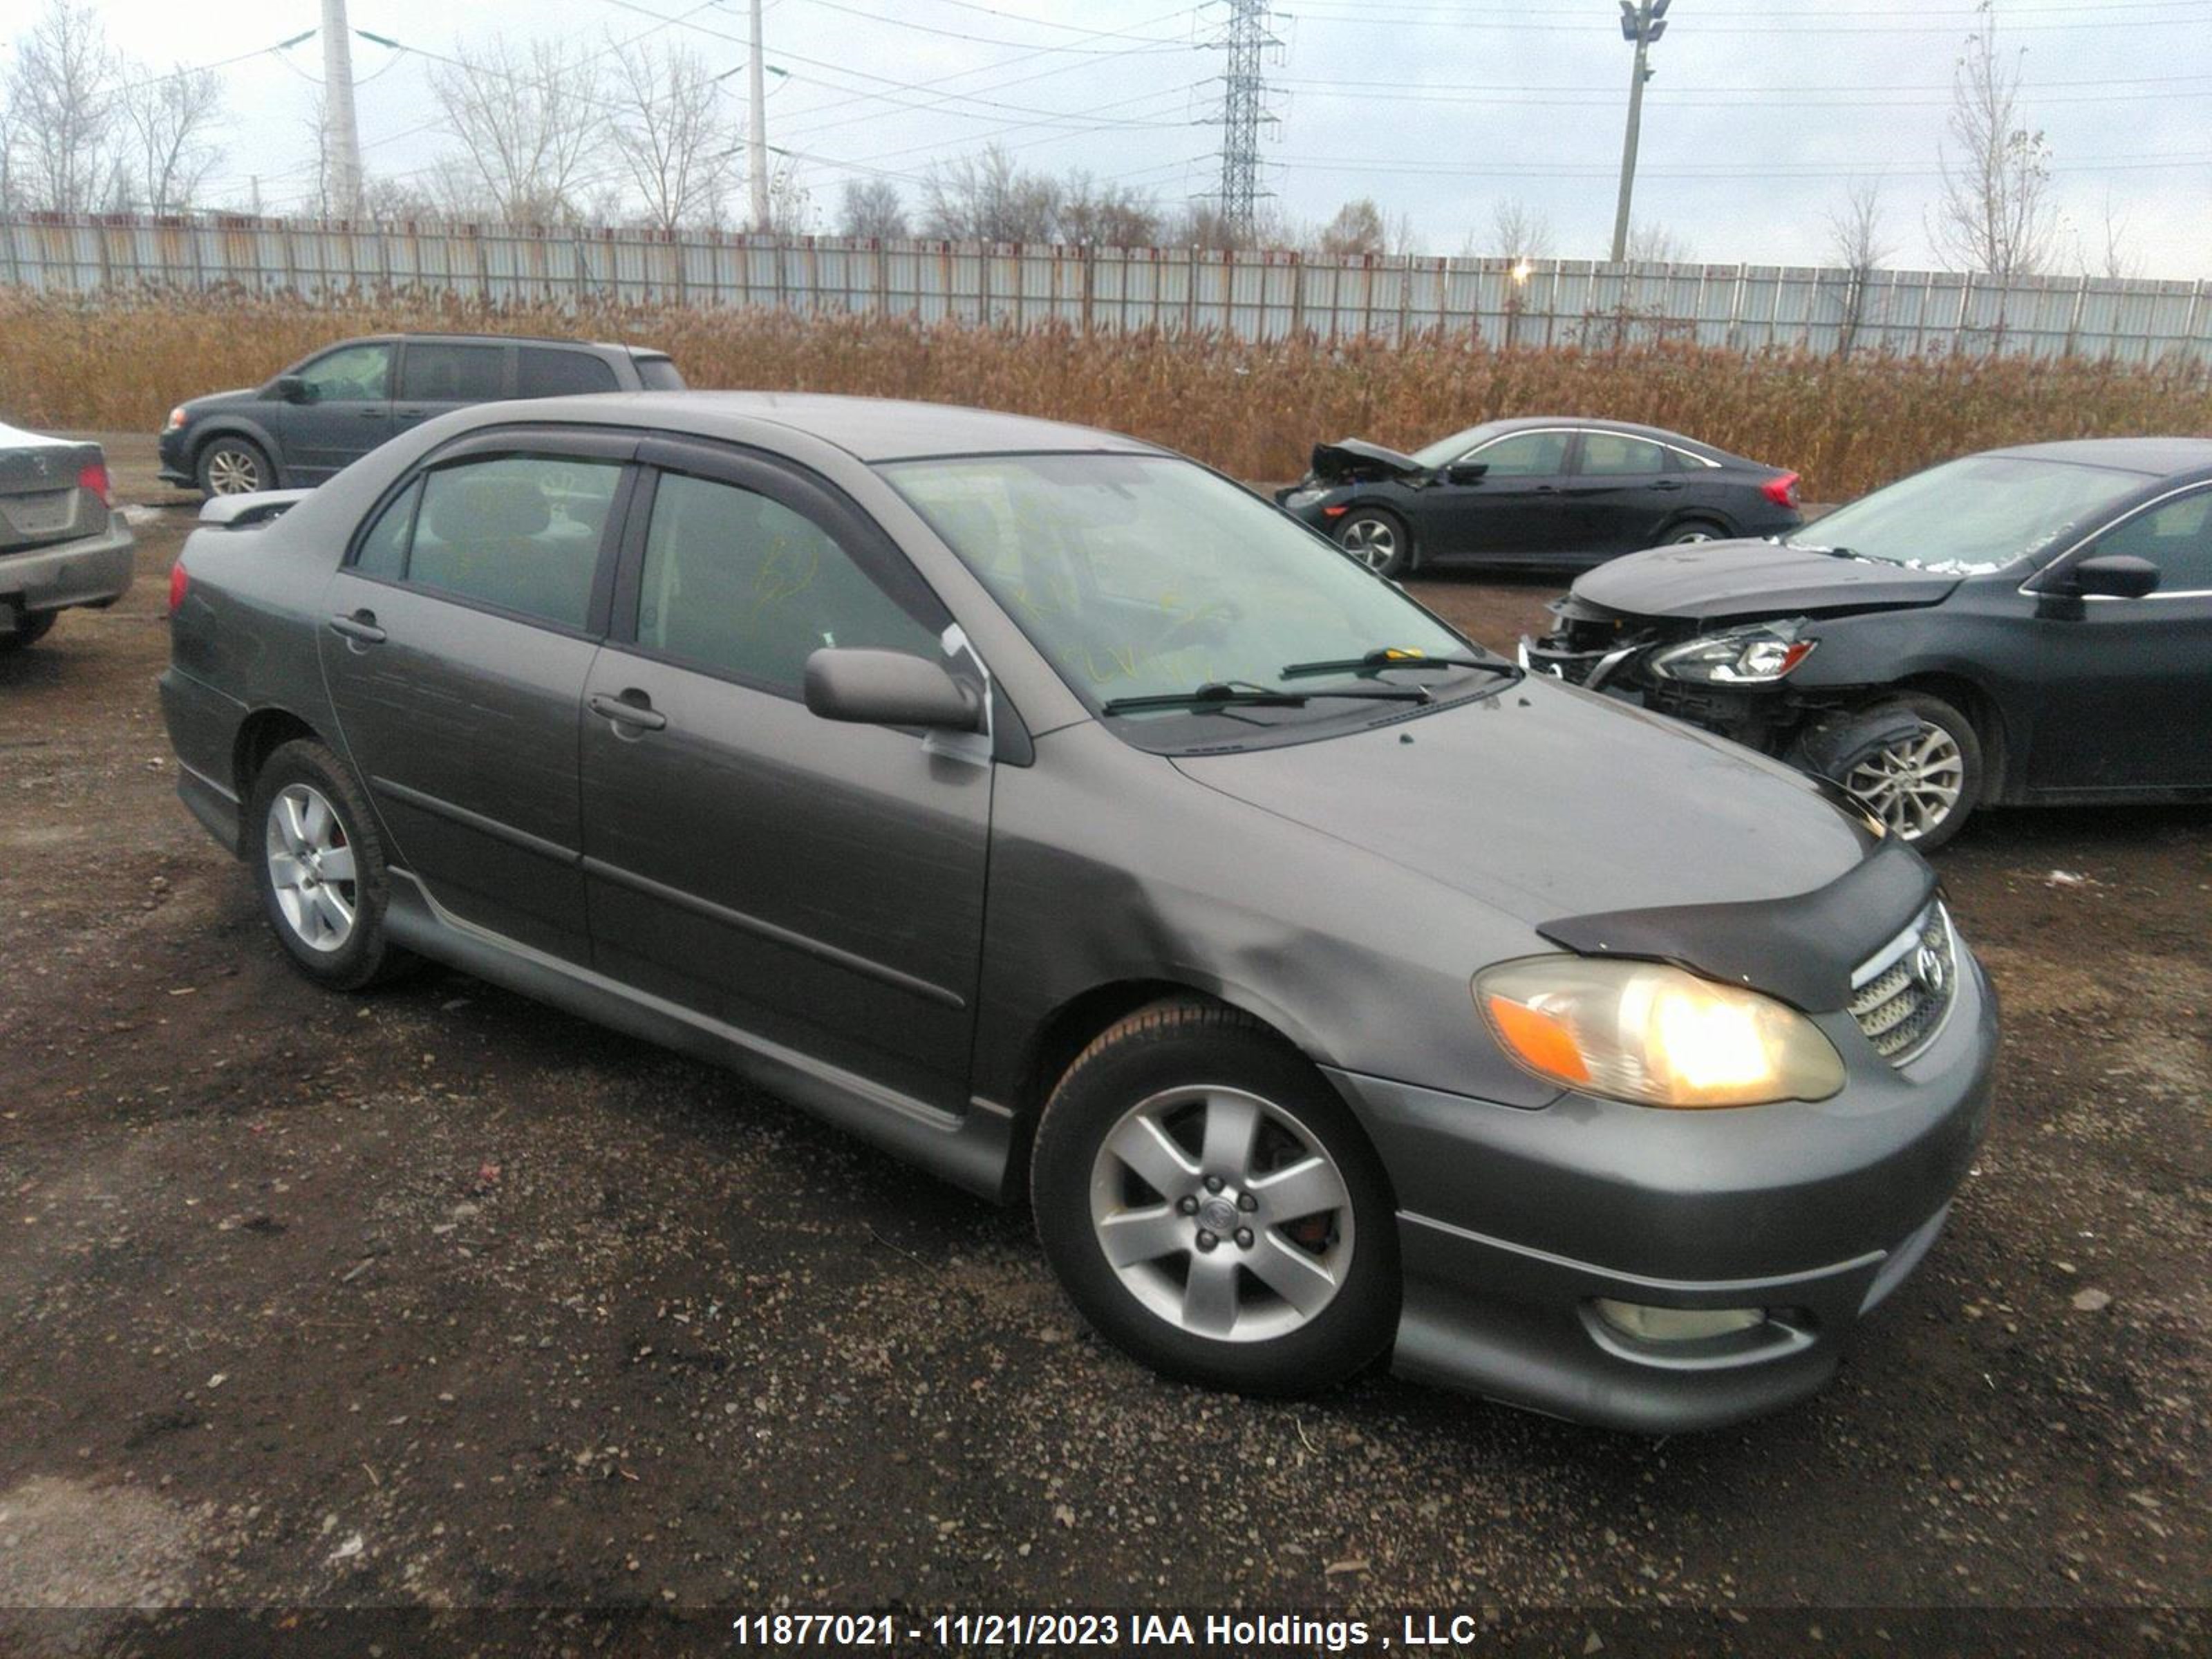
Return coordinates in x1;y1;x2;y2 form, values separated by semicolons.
1981;436;2212;477
1484;415;1736;454
486;391;1161;462
341;332;666;356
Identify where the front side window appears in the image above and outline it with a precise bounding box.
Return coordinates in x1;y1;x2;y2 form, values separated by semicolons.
400;344;506;403
1469;431;1572;478
395;455;621;628
2089;489;2212;592
1579;434;1668;476
298;343;391;403
635;471;940;693
516;349;619;397
881;453;1472;716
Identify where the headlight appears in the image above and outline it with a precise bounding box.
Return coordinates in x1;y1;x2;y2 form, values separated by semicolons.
1650;622;1815;684
165;406;188;431
1475;956;1845;1108
1280;487;1330;510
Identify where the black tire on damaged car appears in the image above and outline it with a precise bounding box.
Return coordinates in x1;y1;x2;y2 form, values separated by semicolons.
1030;997;1400;1397
1839;691;1986;853
1333;507;1413;578
248;738;420;991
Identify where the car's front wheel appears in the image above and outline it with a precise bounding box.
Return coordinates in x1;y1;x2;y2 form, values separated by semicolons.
249;739;418;990
1842;691;1984;851
198;435;272;497
1031;1000;1399;1396
1333;508;1412;578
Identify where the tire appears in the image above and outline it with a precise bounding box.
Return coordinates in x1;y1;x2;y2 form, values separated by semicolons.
247;738;418;990
197;435;273;498
1662;519;1727;545
1030;999;1399;1396
1333;507;1412;578
1841;691;1985;852
0;611;57;653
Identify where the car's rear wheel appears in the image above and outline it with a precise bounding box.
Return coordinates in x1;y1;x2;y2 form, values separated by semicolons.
1031;1000;1398;1396
198;435;272;497
1843;691;1983;852
249;739;417;990
1664;519;1727;544
0;612;57;653
1333;508;1412;578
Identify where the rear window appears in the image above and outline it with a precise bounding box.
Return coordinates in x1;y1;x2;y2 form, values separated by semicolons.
516;348;620;397
635;355;686;391
400;344;506;403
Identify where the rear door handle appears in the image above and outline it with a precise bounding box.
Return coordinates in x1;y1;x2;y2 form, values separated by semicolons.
327;610;386;645
1651;478;1685;491
360;406;390;420
589;691;667;732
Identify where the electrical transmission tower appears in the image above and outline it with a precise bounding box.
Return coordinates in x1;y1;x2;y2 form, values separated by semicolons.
1212;0;1279;244
322;0;364;218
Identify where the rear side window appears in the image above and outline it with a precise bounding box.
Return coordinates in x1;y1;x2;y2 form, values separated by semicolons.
353;479;420;580
635;471;939;693
1579;434;1668;476
635;356;686;391
394;455;621;629
400;344;506;403
516;348;619;397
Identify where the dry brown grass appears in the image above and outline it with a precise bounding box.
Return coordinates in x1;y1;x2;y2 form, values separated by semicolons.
5;290;2208;498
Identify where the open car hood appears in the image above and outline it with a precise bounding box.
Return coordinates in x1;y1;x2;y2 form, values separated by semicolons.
1309;438;1429;484
1568;538;1963;623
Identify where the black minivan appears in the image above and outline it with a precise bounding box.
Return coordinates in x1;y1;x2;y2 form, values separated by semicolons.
158;332;684;497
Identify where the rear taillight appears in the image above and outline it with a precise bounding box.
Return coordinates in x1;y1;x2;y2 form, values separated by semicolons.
167;559;190;615
1763;471;1801;509
77;460;113;508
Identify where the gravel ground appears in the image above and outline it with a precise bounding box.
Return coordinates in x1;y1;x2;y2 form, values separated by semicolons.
1;438;2205;1656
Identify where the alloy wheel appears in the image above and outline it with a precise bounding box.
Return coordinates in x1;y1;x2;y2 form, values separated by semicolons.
264;783;359;952
1087;1086;1355;1343
1846;721;1966;842
206;447;263;495
1338;517;1398;572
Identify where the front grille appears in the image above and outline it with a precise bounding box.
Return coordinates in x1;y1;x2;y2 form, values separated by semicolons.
1848;902;1959;1066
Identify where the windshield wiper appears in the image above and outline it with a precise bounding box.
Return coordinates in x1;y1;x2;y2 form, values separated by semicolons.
1101;679;1432;716
1279;646;1516;680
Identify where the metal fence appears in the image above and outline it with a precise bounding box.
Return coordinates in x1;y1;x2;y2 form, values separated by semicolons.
5;212;2209;364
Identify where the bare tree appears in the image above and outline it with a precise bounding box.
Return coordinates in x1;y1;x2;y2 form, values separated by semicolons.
1058;170;1161;247
1826;180;1893;355
1931;1;2057;278
427;35;608;223
1171;198;1296;252
921;144;1060;243
115;63;223;212
1315;198;1387;257
837;178;908;239
2086;188;2141;280
6;0;124;212
1482;197;1555;262
607;39;734;233
1625;220;1693;263
762;156;812;235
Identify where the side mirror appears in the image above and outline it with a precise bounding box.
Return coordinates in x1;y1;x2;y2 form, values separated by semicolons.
804;647;982;731
2068;554;2161;599
271;375;310;403
1444;461;1490;485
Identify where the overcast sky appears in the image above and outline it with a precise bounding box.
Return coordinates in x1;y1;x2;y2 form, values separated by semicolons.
50;0;2212;276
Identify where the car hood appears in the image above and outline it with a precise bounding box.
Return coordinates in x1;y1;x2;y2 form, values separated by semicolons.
1172;676;1879;930
1308;438;1429;485
1568;538;1962;622
183;388;260;414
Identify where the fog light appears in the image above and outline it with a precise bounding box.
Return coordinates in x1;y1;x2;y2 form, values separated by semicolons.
1594;1300;1765;1342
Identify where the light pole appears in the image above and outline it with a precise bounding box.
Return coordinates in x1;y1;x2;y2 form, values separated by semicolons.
1609;0;1669;263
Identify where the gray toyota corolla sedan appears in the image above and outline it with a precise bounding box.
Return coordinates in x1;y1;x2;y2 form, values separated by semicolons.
158;393;1997;1432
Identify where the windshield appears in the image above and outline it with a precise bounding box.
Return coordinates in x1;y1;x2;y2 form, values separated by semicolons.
1411;424;1503;469
880;453;1474;717
1787;454;2146;573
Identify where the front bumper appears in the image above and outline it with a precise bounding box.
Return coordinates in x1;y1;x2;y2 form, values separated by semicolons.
1327;949;1997;1432
158;427;194;487
1;522;136;622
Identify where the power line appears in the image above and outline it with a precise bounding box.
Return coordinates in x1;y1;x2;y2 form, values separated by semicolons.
787;0;1195;53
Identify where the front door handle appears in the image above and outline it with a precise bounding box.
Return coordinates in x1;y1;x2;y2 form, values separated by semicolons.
589;691;667;732
1650;478;1685;491
327;609;386;645
359;406;390;420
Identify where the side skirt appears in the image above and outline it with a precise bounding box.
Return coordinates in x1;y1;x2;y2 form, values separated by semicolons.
382;871;1018;1203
